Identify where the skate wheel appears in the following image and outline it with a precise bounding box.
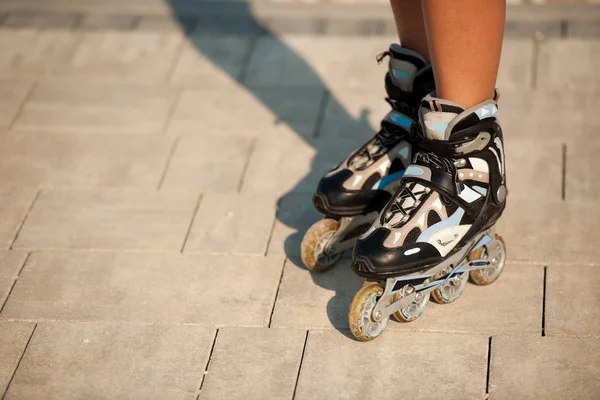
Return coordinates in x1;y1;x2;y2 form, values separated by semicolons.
392;288;430;322
431;271;469;304
469;234;507;286
300;218;343;272
348;283;388;341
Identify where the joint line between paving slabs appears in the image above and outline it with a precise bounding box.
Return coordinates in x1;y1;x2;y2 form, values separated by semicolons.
485;336;492;397
237;36;259;84
292;330;309;400
268;258;287;328
157;135;181;191
312;89;331;138
542;266;547;337
263;203;278;256
9;190;41;250
236;137;256;193
561;143;567;200
1;323;37;400
196;328;220;397
180;194;203;253
6;81;36;132
0;252;31;315
530;37;540;89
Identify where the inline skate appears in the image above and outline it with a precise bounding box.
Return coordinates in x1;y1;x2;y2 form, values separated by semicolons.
300;44;435;272
348;93;507;341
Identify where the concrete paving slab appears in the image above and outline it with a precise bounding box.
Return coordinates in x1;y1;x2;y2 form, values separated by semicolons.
0;322;35;396
0;29;79;77
0;251;28;308
0;131;173;189
170;35;253;89
2;11;77;29
388;263;543;334
13;189;198;251
58;31;183;83
568;20;600;38
538;39;600;92
0;80;31;130
498;39;534;89
0;187;36;249
295;329;488;400
270;258;363;329
78;14;137;30
245;35;393;90
1;252;284;326
495;198;600;264
267;193;322;257
13;80;178;135
504;136;563;200
546;264;600;337
184;192;278;255
169;84;323;139
160;133;253;192
4;322;214;400
566;139;600;201
199;327;305;400
490;335;600;399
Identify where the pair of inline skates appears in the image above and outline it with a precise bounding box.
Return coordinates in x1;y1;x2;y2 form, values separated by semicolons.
300;44;508;342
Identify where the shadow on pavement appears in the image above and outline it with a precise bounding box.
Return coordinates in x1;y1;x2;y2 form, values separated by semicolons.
167;1;381;335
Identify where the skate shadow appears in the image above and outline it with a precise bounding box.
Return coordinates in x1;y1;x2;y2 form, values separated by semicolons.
166;1;378;335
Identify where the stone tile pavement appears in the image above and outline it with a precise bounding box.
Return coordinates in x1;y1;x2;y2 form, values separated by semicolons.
0;1;599;399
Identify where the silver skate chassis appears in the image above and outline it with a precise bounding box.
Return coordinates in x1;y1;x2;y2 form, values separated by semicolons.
300;212;379;272
348;226;507;341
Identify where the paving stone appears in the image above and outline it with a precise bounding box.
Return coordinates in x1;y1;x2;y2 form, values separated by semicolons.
0;322;35;395
0;80;31;130
568;20;600;38
170;35;253;88
538;39;600;92
199;327;305;399
504;136;562;199
78;14;137;30
184;192;278;255
1;252;284;325
497;39;534;89
504;20;562;39
319;87;387;142
0;29;79;77
267;193;321;257
0;131;173;188
2;12;78;29
169;84;322;139
495;198;600;264
0;251;28;308
13;80;178;135
245;35;395;91
13;190;198;251
388;263;543;334
4;322;214;400
546;264;600;337
0;187;36;250
490;335;600;398
59;31;183;83
137;15;196;33
295;330;488;400
270;258;363;329
566;139;600;201
324;19;383;36
160;133;253;192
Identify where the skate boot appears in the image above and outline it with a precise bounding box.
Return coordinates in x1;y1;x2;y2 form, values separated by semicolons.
348;93;508;341
301;45;435;272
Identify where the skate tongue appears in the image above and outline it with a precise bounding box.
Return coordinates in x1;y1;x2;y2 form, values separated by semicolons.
384;44;428;92
419;95;465;140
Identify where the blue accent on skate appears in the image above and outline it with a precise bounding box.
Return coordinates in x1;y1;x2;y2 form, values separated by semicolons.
417;208;465;243
387;112;413;129
430;123;449;132
375;170;405;190
405;166;424;176
474;104;498;120
393;70;409;79
473;234;493;251
472;185;488;196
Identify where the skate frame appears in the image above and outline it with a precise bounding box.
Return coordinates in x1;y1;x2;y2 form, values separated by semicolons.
323;211;380;256
371;227;498;322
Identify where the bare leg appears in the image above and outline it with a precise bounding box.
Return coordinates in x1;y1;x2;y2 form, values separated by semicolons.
422;0;505;107
391;0;429;60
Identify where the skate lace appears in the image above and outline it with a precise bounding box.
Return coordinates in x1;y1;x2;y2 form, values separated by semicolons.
348;98;412;170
